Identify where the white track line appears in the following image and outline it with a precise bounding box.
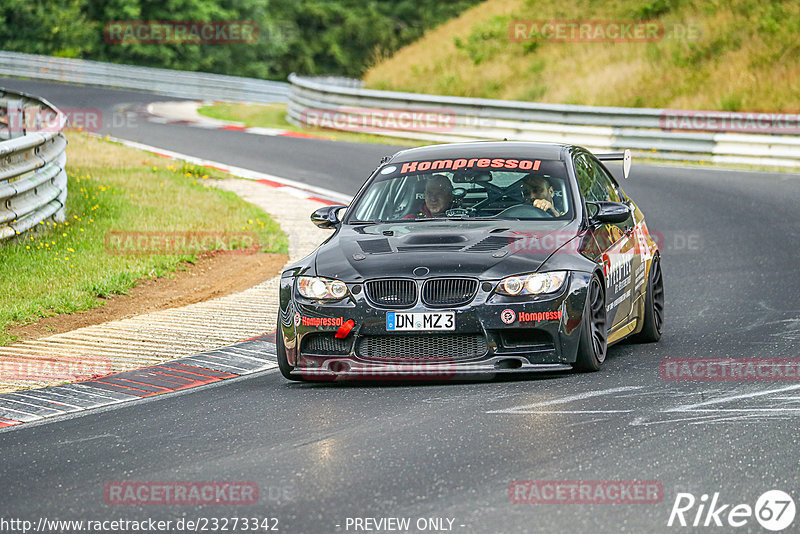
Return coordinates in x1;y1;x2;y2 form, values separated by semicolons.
487;386;643;414
665;384;800;412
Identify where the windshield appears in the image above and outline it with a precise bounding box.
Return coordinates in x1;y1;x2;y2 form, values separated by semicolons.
347;156;572;223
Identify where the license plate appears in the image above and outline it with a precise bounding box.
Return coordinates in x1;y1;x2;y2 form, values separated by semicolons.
386;311;455;331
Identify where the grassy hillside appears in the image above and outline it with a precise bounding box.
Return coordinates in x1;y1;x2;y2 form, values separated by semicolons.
364;0;800;111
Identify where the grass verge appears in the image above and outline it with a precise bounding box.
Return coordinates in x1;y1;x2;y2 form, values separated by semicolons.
0;131;288;346
197;102;422;147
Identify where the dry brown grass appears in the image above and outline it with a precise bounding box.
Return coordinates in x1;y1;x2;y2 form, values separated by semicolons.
364;0;800;111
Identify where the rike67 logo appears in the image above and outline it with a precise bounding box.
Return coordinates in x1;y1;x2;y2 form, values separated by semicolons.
668;490;796;531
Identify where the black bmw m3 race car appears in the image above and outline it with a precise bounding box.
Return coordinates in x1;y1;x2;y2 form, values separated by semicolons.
277;141;663;381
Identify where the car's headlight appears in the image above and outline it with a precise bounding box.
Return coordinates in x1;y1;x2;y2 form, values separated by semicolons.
496;271;567;296
297;276;349;300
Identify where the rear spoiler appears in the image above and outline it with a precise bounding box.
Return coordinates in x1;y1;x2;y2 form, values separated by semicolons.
596;149;632;179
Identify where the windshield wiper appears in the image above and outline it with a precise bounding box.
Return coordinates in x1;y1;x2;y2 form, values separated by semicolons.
382;218;448;223
353;216;504;224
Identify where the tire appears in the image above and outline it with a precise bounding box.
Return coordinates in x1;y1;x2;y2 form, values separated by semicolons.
276;320;305;381
632;257;664;343
573;275;607;372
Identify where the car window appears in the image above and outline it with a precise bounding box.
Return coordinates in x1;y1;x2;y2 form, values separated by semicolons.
591;158;622;202
347;156;573;223
575;153;621;203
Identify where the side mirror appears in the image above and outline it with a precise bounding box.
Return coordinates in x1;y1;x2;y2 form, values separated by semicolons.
311;205;347;229
587;201;630;225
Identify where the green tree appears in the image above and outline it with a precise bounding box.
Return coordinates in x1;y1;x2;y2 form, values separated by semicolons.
0;0;482;79
0;0;96;57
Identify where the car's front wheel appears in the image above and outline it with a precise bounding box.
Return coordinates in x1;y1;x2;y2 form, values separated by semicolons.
276;321;305;381
573;274;607;372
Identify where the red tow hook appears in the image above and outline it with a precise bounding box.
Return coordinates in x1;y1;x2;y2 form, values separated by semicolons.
335;319;355;339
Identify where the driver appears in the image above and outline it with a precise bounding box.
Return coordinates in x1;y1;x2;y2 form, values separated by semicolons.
407;174;454;218
522;174;561;216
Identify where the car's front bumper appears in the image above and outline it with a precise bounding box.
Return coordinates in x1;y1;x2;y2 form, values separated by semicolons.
278;271;593;380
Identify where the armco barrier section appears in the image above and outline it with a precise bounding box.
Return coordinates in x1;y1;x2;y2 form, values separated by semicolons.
0;88;67;241
287;74;800;168
0;51;289;103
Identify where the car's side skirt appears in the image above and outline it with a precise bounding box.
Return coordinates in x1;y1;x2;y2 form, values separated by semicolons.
608;317;638;345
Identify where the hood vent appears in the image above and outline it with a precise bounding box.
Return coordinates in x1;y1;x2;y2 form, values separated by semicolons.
358;238;392;254
404;234;468;245
396;245;463;252
466;235;521;252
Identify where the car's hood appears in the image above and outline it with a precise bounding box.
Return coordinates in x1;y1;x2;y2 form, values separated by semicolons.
313;220;581;281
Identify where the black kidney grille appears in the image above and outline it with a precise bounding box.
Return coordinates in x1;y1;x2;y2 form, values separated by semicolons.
422;278;478;307
365;279;417;307
356;334;487;362
302;334;352;355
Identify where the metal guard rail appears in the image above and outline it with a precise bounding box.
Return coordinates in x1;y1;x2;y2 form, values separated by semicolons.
0;51;289;104
287;74;800;169
0;88;67;241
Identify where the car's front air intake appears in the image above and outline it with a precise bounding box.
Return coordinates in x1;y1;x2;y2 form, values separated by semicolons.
356;334;487;362
301;333;352;355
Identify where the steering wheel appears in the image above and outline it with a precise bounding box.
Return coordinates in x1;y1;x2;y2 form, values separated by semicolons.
495;204;551;219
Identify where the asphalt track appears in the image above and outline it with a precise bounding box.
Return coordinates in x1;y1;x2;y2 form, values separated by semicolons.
2;78;800;533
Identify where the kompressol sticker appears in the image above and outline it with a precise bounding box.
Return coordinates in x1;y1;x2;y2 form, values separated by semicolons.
380;165;397;175
400;158;541;174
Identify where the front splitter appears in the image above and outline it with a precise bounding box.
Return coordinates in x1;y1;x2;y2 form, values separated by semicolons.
292;356;572;380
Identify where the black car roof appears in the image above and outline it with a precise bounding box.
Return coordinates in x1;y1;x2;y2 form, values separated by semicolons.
387;141;571;163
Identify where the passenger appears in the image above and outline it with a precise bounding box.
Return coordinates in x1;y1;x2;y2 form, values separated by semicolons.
407;174;454;218
521;174;560;216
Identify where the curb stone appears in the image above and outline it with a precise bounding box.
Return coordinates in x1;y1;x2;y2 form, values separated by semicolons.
0;136;350;426
0;335;278;430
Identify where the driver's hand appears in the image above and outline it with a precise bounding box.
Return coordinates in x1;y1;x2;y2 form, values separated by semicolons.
533;199;557;215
